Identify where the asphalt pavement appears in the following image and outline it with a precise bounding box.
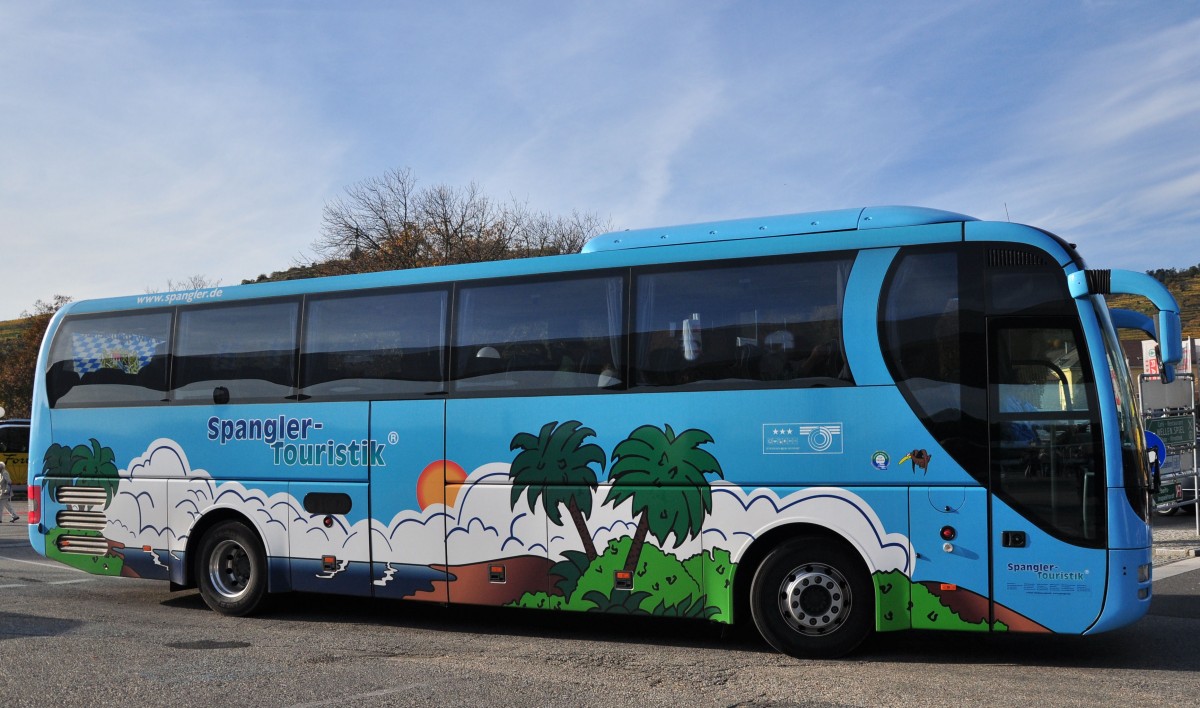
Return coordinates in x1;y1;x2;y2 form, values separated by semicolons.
4;503;1200;706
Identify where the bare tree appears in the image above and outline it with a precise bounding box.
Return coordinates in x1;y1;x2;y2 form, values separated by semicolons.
509;205;609;257
316;167;427;273
420;181;513;265
145;275;221;294
309;167;608;277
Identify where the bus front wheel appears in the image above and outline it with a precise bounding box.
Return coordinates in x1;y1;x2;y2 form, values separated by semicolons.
749;537;873;658
196;520;268;616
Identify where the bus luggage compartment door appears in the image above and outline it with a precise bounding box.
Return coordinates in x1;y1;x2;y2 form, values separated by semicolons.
288;482;371;596
909;487;990;631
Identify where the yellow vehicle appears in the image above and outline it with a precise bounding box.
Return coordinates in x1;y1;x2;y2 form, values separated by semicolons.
0;418;30;497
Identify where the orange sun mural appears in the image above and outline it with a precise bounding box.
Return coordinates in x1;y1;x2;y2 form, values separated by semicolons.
416;459;468;510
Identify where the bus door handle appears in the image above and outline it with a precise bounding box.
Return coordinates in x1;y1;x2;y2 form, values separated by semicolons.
1001;531;1027;548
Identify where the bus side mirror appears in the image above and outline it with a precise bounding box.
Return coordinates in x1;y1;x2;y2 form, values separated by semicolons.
1158;310;1183;366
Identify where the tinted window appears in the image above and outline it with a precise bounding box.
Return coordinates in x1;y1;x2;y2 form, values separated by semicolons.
173;300;299;404
993;327;1092;414
633;256;854;388
454;275;624;392
884;244;1105;545
987;248;1075;315
302;288;447;399
47;312;173;408
990;321;1103;544
0;425;29;452
881;248;987;477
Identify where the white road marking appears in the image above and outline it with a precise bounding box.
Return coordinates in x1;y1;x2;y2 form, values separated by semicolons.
1154;555;1200;581
287;684;433;708
0;554;88;572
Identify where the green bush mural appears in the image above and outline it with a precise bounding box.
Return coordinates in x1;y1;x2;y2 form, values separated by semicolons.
512;536;731;621
42;438;120;508
41;439;124;575
874;570;1006;632
507;421;729;621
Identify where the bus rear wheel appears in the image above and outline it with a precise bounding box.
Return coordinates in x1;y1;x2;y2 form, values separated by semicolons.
749;537;873;658
196;520;268;616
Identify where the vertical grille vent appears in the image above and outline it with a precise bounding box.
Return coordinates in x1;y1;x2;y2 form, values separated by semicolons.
53;485;110;555
1084;269;1112;294
989;249;1046;267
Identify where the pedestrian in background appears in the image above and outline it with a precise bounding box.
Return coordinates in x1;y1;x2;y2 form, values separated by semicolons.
0;460;18;522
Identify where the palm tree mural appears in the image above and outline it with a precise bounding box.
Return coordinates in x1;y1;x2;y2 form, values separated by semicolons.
42;443;74;477
509;420;606;560
605;424;724;574
43;439;120;508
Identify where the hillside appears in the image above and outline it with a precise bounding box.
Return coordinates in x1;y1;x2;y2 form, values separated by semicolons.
1108;265;1200;340
0;318;24;345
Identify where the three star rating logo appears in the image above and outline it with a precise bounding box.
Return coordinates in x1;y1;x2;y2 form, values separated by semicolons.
763;423;843;454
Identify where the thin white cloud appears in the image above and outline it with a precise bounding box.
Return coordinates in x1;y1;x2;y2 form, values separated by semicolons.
0;5;343;317
461;5;729;226
929;14;1200;269
2;2;1197;321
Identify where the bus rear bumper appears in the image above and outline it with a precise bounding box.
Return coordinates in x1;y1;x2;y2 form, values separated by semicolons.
1085;547;1152;634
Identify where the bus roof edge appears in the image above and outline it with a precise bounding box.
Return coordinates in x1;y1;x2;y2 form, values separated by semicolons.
582;205;976;253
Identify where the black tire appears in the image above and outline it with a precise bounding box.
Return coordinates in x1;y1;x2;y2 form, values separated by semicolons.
195;520;269;616
749;536;873;659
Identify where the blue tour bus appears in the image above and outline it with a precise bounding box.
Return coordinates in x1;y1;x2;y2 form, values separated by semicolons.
27;206;1182;657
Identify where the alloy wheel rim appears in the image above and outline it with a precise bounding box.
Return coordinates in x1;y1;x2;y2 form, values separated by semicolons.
777;562;851;635
208;539;252;599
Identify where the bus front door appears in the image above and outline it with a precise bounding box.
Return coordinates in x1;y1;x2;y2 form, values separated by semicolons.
987;319;1107;633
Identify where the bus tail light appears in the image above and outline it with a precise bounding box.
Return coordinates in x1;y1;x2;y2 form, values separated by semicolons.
27;484;40;525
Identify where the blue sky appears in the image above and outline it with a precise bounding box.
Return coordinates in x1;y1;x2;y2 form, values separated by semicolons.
2;1;1198;320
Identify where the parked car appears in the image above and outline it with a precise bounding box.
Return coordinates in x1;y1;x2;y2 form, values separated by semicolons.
1157;464;1198;518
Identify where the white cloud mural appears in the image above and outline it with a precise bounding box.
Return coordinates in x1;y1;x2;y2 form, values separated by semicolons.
104;439;913;581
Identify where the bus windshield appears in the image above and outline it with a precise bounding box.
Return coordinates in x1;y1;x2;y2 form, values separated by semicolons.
1094;297;1150;518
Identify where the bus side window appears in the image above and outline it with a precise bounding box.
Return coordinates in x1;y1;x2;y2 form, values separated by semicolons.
45;311;173;408
173;300;299;404
46;360;81;408
301;288;448;399
881;247;989;480
633;255;854;389
453;275;624;393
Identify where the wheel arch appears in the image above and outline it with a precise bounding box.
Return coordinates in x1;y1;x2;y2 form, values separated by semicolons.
731;522;874;626
179;507;287;592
